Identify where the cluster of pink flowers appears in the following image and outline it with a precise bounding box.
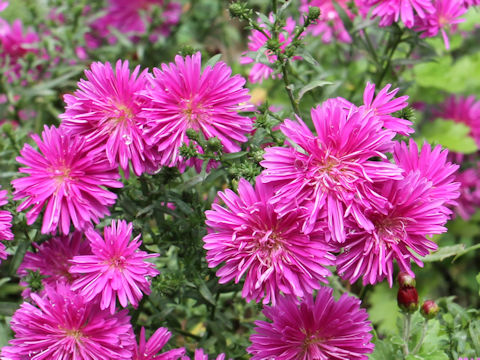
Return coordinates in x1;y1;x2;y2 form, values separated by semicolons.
2;51;252;358
86;0;182;48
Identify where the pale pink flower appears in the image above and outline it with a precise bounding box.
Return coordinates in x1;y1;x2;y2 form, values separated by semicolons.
248;288;374;360
204;177;336;304
141;52;252;167
12;126;123;235
60;60;157;176
261;99;402;242
1;284;135;359
414;0;467;49
134;327;185;360
70;220;159;314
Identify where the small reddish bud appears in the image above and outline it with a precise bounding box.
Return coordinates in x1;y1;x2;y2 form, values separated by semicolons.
397;286;419;313
397;271;416;288
421;300;439;319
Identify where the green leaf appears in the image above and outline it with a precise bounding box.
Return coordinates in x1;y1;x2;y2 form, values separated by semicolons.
368;282;399;335
204;53;222;69
477;273;480;295
297;80;333;100
422;119;478;154
422;244;466;262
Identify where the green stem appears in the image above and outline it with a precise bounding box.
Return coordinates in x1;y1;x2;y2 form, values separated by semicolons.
412;319;429;354
376;28;404;86
281;59;300;116
403;313;412;358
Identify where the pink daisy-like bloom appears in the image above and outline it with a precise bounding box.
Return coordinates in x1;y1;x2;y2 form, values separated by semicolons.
414;0;467;49
12;126;123;235
247;288;374;360
260;99;403;242
60;60;156;176
367;0;435;28
141;52;252;167
0;187;13;263
0;1;8;12
239;16;301;83
434;95;480;145
18;231;90;291
134;327;185;360
337;140;459;286
300;0;354;43
393;139;460;206
70;219;159;314
1;284;135;360
204;177;336;305
337;82;413;135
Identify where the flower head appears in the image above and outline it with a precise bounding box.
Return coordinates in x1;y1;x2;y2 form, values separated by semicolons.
182;349;227;360
141;52;252;167
414;0;467;49
204;177;336;305
18;231;90;289
60;60;156;176
248;288;374;360
260;99;402;242
454;167;480;220
1;284;135;360
134;327;185;360
12;126;123;235
337;140;459;286
70;220;159;314
367;0;435;28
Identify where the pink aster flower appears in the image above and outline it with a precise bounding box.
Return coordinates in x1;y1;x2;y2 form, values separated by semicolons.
337;140;459;286
0;1;8;12
70;219;159;314
204;177;335;305
260;99;403;242
240;16;301;83
414;0;467;49
141;52;252;167
60;60;157;176
393;139;460;206
247;288;374;360
12;126;123;235
367;0;435;28
338;82;413;135
300;0;354;43
1;284;135;360
18;231;90;291
134;327;185;360
0;188;13;263
434;95;480;145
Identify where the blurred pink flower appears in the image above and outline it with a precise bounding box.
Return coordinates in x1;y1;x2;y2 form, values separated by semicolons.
204;177;336;305
141;52;252;167
414;0;467;49
366;0;435;28
248;288;374;360
1;284;135;359
300;0;354;43
455;167;480;220
12;126;123;235
70;220;159;314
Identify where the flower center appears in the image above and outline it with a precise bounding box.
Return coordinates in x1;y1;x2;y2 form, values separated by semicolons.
64;328;83;340
375;217;408;245
107;255;127;270
111;103;134;125
181;97;209;128
301;329;323;352
50;165;73;186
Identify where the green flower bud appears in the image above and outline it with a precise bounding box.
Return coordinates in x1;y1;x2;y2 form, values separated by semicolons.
421;300;439;319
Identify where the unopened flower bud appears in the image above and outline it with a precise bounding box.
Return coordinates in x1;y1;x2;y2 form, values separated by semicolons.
206;137;222;152
397;286;419;313
186;128;199;141
420;300;439;319
397;271;416;288
307;6;321;22
266;38;280;52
